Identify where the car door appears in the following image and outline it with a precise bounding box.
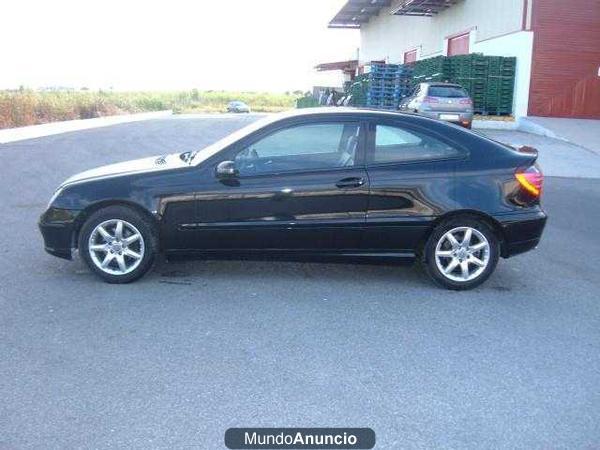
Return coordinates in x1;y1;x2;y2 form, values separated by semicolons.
363;119;466;253
188;118;369;252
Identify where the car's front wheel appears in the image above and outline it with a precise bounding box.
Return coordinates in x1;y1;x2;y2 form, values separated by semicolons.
424;217;499;290
78;205;158;283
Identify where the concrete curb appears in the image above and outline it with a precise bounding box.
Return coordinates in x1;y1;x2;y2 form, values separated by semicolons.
0;110;173;144
472;119;518;130
517;117;560;139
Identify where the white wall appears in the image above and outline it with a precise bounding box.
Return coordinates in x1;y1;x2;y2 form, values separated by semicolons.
472;31;533;118
360;0;524;63
360;14;432;63
312;71;347;89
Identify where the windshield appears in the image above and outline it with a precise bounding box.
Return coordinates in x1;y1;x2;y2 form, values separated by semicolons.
428;86;469;98
190;114;278;165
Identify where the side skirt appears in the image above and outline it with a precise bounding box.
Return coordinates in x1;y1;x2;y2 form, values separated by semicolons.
164;249;416;265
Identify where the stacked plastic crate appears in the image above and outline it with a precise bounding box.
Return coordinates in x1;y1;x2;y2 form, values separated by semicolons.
296;96;319;108
367;64;413;110
412;54;516;115
346;73;370;107
412;56;451;84
485;56;516;115
450;54;489;114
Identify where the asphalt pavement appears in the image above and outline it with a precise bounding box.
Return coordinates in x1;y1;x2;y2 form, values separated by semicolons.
1;115;599;449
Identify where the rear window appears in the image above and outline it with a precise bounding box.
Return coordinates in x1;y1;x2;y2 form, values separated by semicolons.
373;124;463;164
428;86;469;98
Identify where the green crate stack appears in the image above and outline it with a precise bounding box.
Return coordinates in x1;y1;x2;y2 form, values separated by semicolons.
412;56;451;84
346;73;370;107
448;54;490;77
485;57;516;115
296;96;319;109
447;54;489;113
455;77;488;113
409;54;516;115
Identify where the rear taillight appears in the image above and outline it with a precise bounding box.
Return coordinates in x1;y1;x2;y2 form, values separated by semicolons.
515;165;543;197
459;98;472;105
423;96;439;103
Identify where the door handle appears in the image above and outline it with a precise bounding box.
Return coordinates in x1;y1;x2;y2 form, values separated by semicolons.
335;177;365;189
272;187;293;200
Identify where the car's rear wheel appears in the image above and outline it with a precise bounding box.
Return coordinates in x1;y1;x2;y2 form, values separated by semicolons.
78;206;158;283
424;217;499;290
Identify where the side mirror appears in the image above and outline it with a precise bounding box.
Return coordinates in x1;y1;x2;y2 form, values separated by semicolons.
216;160;239;178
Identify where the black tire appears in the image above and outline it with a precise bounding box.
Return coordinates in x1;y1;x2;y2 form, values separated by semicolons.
78;205;158;283
423;216;499;290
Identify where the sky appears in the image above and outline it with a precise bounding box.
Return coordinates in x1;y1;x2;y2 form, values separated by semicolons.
0;0;359;92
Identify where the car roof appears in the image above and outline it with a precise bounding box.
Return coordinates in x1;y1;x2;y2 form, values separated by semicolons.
253;107;456;130
235;107;468;139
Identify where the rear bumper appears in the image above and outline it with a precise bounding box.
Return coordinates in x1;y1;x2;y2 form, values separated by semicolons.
495;210;547;258
419;110;473;125
38;208;80;260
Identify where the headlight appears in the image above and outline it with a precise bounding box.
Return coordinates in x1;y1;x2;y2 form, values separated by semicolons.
47;186;64;208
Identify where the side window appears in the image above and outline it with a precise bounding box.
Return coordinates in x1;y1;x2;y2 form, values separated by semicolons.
234;123;360;176
373;124;462;164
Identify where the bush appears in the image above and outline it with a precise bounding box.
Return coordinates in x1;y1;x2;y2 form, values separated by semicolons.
0;89;299;129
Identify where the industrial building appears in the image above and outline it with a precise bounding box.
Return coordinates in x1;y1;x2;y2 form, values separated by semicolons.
327;0;600;119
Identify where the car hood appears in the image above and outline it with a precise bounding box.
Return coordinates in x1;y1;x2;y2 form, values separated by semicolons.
61;153;188;187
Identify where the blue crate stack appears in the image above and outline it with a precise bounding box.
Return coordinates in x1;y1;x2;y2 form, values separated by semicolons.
367;64;414;110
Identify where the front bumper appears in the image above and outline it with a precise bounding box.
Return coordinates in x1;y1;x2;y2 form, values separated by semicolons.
38;208;80;260
496;210;547;258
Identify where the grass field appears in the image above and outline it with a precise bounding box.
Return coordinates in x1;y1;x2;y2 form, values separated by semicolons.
0;89;300;129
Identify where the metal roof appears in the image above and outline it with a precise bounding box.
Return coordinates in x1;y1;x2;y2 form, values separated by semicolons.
328;0;391;29
329;0;459;28
391;0;460;16
314;60;359;73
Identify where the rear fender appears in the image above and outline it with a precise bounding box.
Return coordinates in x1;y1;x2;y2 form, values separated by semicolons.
416;210;507;258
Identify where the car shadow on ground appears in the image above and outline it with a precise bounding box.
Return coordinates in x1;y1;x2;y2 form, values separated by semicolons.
43;253;524;295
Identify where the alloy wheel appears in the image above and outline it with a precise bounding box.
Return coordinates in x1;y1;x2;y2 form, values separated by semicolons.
88;219;145;275
434;226;490;282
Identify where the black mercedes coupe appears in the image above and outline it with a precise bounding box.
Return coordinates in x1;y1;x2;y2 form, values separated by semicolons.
39;108;546;289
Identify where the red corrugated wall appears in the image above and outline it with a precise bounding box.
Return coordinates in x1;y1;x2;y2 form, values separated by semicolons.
528;0;600;118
